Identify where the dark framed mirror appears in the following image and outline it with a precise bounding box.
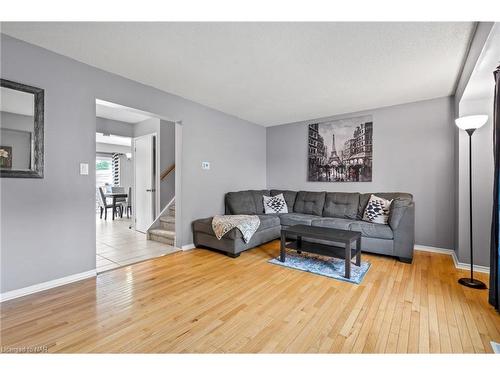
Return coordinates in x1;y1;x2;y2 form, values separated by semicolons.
0;79;44;178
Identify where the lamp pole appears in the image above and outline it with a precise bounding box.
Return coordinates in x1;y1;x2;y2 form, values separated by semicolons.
458;128;487;289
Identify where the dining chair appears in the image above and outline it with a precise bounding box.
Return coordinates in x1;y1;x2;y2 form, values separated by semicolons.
97;187;115;220
111;186;125;194
120;187;132;218
111;186;126;217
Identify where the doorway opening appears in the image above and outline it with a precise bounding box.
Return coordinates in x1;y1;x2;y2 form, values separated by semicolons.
95;99;180;273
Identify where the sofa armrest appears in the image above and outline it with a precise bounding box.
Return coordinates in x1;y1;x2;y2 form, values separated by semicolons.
392;202;415;262
389;199;412;230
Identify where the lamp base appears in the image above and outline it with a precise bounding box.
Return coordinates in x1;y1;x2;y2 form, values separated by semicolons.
458;277;487;289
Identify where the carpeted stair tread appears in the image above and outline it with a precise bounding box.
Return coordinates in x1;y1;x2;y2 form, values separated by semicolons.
160;216;175;223
149;229;175;239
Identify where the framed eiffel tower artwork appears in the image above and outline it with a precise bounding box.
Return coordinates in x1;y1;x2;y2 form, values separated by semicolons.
307;115;373;182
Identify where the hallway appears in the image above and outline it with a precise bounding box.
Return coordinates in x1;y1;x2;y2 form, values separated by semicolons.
96;214;178;273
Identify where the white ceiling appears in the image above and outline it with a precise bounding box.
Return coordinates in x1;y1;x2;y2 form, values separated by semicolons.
96;100;152;123
461;23;500;103
2;22;475;126
0;86;34;116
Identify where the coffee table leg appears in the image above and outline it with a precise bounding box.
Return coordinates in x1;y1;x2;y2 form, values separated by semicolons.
280;232;286;262
345;241;351;279
356;237;361;266
297;235;302;254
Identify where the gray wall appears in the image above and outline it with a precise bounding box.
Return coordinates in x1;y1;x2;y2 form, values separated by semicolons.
133;117;160;137
267;97;456;249
454;23;494;110
452;22;494;258
0;34;266;293
96;117;134;137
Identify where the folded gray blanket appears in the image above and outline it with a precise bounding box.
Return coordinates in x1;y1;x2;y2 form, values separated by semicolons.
212;215;261;243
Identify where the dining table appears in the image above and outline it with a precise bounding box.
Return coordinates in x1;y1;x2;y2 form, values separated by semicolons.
104;192;128;220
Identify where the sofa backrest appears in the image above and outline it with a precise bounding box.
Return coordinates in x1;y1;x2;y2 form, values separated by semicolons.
293;191;326;216
323;192;360;219
225;190;414;222
225;190;270;215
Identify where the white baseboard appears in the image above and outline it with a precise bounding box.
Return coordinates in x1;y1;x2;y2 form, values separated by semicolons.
181;243;196;251
414;244;489;274
414;244;454;255
0;269;97;303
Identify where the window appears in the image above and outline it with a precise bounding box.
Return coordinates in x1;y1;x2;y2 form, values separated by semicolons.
96;156;113;190
96;155;113;211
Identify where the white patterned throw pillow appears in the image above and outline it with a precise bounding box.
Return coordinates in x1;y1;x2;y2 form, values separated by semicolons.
363;194;393;224
263;193;288;214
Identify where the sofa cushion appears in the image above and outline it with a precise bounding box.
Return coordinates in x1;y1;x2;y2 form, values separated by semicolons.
256;214;281;229
225;190;270;215
270;189;297;212
293;191;326;216
310;217;355;230
349;221;394;240
311;218;393;240
280;213;322;226
193;215;280;240
323;192;360;219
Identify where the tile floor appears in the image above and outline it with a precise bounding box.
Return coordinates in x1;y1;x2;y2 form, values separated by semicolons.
96;214;178;273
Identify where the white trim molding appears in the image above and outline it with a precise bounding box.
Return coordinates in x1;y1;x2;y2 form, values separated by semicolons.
414;244;489;274
181;243;196;251
0;269;97;303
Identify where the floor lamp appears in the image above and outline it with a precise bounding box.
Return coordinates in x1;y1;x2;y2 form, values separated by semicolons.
455;115;488;289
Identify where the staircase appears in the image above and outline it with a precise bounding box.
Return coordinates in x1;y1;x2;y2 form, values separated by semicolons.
147;200;175;246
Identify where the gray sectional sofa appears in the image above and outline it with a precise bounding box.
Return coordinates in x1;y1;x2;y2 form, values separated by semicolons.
192;190;415;263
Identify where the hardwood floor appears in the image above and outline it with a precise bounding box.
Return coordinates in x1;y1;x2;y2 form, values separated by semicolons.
1;241;498;353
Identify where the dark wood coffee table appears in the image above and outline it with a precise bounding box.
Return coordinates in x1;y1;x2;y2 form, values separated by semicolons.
280;225;362;279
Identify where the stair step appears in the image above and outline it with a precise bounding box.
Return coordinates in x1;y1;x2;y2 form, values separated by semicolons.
160;216;175;223
161;222;175;231
148;229;175;245
149;234;175;245
149;229;175;239
159;216;175;231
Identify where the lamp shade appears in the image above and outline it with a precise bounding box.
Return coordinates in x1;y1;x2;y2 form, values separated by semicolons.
455;115;488;130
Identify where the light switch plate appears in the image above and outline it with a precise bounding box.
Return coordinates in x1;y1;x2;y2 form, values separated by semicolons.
201;161;210;170
80;163;89;175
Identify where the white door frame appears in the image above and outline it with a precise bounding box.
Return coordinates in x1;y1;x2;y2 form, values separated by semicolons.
95;99;183;248
132;132;160;232
174;121;183;247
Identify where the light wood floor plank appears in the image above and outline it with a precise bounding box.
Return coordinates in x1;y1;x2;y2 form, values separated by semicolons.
1;244;498;353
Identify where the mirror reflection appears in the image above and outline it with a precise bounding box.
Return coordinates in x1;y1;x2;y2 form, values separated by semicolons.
0;86;35;171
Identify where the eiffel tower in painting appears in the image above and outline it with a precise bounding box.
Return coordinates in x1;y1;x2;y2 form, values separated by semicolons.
328;133;341;165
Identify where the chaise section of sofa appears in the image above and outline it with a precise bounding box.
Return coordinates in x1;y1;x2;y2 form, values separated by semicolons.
192;189;415;262
192;214;281;257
